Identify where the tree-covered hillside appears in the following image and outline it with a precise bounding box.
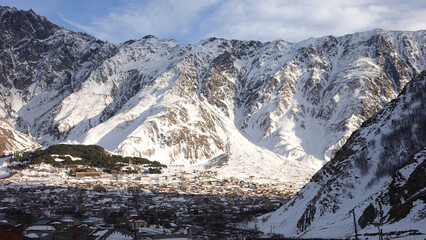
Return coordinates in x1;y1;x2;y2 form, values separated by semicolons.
9;144;166;173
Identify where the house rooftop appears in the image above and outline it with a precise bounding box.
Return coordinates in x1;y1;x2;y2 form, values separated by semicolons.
0;229;29;240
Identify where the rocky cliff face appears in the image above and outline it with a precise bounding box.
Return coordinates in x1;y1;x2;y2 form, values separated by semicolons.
260;71;426;238
0;118;40;155
0;6;425;184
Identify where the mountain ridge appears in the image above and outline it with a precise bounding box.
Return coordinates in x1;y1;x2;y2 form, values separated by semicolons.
0;6;425;185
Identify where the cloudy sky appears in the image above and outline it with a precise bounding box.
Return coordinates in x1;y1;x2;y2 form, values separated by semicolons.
2;0;426;44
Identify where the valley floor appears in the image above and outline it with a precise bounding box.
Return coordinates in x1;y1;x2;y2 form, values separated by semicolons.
0;164;293;239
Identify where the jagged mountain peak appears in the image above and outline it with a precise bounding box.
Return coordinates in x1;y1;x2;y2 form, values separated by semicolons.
0;6;57;48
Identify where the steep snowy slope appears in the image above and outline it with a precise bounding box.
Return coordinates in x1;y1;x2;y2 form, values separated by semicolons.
0;7;118;128
0;7;425;184
260;71;426;238
0;118;40;155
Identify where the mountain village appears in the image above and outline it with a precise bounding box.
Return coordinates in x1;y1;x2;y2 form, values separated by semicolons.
0;164;290;239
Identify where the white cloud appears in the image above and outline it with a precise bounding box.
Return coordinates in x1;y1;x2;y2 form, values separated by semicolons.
64;0;219;43
60;0;426;43
390;8;426;31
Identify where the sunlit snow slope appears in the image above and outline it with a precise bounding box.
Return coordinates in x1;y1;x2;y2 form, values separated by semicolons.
0;118;40;155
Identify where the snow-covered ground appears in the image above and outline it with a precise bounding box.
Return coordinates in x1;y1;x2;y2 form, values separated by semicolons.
0;156;10;178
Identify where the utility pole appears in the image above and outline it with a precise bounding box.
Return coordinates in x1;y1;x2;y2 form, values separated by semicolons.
352;208;359;240
373;222;384;240
133;220;137;240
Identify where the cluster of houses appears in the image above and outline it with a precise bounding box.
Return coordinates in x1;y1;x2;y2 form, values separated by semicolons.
0;181;285;239
0;164;298;238
4;163;299;199
59;169;297;200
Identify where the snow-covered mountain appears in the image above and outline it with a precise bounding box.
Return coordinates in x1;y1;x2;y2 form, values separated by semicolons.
259;71;426;238
0;6;425;184
0;118;40;155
